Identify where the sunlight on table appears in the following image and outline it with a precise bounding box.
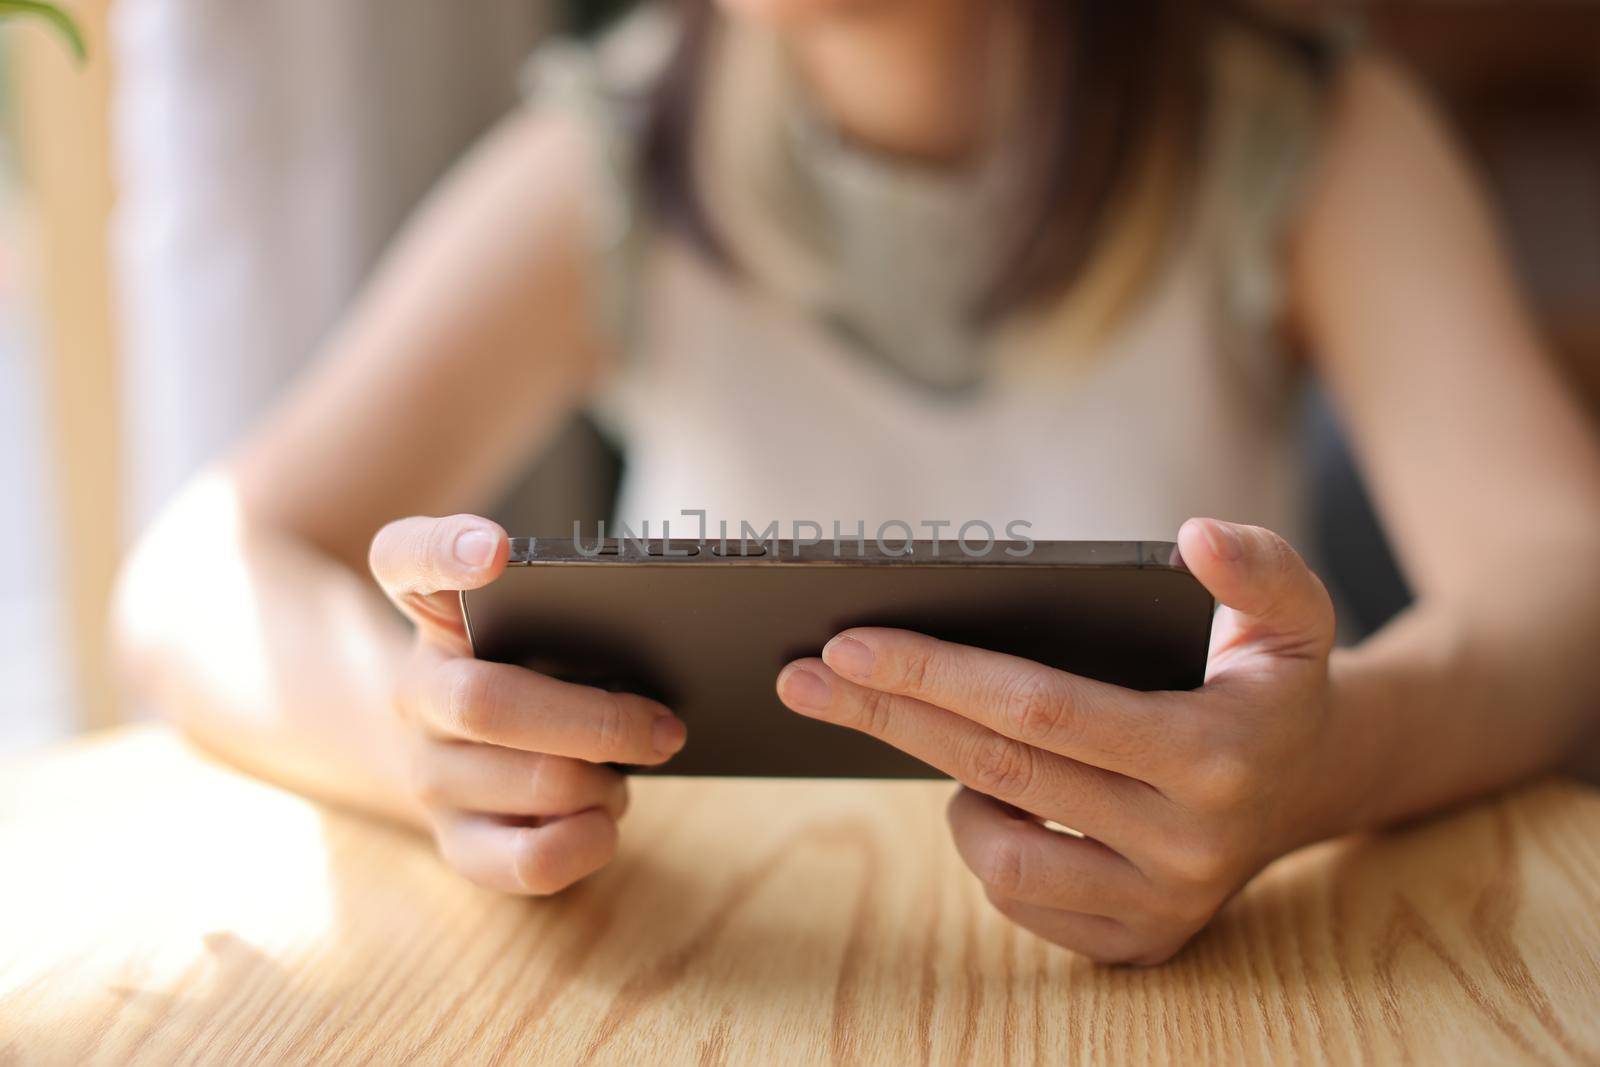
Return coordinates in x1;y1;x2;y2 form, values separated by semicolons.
0;730;336;1042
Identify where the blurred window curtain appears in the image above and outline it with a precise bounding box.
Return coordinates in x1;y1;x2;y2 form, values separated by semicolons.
112;0;551;532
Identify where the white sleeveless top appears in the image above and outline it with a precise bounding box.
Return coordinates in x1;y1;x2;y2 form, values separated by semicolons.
525;8;1329;549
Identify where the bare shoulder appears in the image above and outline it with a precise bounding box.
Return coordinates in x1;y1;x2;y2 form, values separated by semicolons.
1292;49;1486;260
1285;46;1512;345
459;105;595;202
1326;50;1443;144
400;104;600;271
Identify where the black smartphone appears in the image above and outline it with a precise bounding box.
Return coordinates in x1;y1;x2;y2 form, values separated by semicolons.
461;538;1213;778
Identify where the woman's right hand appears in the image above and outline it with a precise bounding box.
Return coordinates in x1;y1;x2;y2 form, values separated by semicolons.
369;514;687;894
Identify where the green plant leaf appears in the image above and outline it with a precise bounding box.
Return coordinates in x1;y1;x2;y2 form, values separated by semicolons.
0;0;87;63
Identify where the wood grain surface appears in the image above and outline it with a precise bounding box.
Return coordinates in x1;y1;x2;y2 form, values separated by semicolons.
3;726;1599;1065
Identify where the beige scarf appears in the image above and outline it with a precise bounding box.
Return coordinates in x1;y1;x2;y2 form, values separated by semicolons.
688;11;1196;391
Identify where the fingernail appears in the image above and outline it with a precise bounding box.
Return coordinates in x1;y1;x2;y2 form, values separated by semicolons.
823;635;874;679
1200;520;1243;561
453;528;497;569
778;666;832;712
652;714;686;756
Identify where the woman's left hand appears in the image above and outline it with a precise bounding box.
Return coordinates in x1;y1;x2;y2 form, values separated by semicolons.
776;518;1352;965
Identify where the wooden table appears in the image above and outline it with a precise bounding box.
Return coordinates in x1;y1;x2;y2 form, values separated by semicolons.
3;727;1599;1065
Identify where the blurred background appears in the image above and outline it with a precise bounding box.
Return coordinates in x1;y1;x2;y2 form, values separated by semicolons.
1;0;1596;754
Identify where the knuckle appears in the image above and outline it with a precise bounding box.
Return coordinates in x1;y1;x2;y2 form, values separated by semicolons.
1271;533;1305;575
1163;833;1239;889
429;819;481;885
1261;529;1310;589
1000;670;1067;746
852;686;896;737
1270;543;1297;584
525;755;567;807
443;661;500;741
371;518;433;592
511;828;566;896
1255;525;1291;560
590;693;639;757
408;747;448;808
968;733;1037;800
977;832;1027;895
1142;881;1218;930
895;642;935;694
376;518;436;587
418;520;457;588
1191;749;1257;812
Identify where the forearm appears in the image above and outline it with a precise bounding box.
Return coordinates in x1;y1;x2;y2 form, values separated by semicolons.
113;472;424;828
1330;562;1600;833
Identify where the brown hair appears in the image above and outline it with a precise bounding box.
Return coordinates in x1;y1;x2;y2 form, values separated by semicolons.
641;0;1329;327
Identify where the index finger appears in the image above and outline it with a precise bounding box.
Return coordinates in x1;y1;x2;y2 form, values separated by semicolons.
369;514;507;650
818;628;1182;778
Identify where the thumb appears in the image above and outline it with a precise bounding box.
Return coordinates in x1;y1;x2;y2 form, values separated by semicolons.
1177;518;1335;661
369;514;508;653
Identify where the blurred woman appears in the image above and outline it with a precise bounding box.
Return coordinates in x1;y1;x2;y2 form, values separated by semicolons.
115;0;1600;964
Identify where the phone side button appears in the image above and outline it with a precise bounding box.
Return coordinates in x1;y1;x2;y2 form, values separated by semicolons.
710;543;768;558
645;542;700;557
